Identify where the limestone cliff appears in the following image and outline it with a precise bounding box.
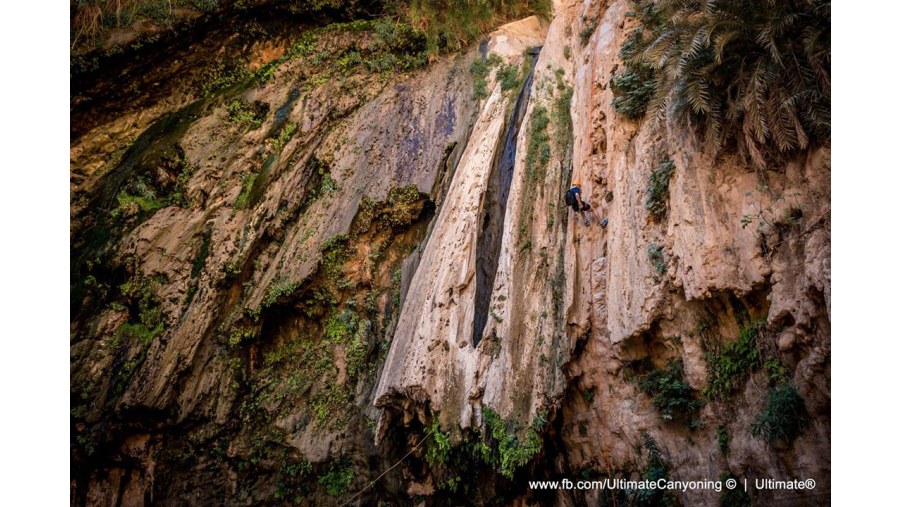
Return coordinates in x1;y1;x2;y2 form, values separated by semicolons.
71;1;830;505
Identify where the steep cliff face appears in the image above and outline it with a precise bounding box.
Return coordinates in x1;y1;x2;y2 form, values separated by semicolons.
373;15;552;435
71;11;482;504
559;2;830;505
71;1;830;505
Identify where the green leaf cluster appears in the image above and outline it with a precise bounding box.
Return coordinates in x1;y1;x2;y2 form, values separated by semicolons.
470;53;503;100
637;359;704;426
645;158;675;218
611;30;656;119
318;461;354;497
226;99;265;129
640;0;830;166
481;408;543;479
647;243;667;276
116;277;166;346
702;319;764;400
751;384;809;444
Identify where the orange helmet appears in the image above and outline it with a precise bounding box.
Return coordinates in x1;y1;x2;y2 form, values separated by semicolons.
573;181;583;187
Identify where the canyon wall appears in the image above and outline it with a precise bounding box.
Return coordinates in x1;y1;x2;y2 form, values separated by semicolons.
71;1;830;505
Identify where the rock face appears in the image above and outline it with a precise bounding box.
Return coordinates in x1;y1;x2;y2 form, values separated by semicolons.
71;1;830;505
374;16;550;436
559;2;831;505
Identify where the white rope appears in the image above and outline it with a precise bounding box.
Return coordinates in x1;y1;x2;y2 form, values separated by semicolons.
337;429;434;507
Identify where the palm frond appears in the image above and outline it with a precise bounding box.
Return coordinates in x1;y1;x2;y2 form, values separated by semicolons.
615;0;828;166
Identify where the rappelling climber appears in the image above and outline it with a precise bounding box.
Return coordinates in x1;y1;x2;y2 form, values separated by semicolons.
565;181;605;227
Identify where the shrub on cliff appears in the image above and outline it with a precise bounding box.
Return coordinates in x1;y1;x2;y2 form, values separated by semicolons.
611;30;657;119
482;408;544;479
398;0;551;55
318;460;355;496
73;0;550;60
637;359;704;427
751;384;809;444
702;319;764;400
645;158;675;219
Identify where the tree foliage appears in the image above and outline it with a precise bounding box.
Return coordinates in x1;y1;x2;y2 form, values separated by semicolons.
638;0;830;167
73;0;552;55
397;0;551;54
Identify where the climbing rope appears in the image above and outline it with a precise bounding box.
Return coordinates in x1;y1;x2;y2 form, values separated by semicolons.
337;428;434;507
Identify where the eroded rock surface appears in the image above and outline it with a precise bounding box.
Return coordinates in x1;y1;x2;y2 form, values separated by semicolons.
71;2;830;505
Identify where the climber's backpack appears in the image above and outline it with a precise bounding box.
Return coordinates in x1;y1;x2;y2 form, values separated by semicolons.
564;187;578;207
